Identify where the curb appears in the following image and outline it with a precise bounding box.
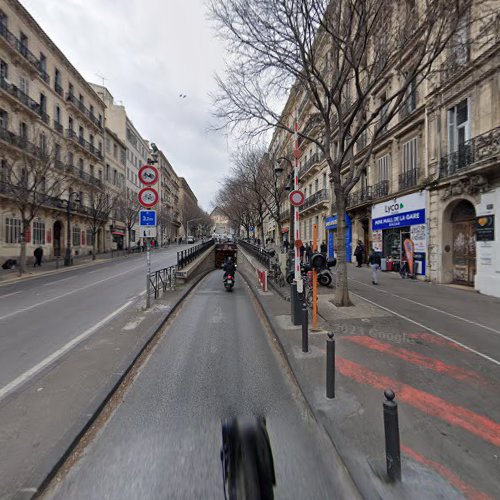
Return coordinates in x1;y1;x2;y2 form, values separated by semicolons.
237;255;362;499
32;270;211;499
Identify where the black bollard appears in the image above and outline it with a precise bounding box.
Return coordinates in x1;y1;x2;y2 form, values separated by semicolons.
326;333;335;398
383;389;401;482
302;303;308;352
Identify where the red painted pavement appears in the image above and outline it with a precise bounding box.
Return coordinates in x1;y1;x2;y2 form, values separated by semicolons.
336;357;500;447
344;336;483;383
406;332;468;353
402;445;493;500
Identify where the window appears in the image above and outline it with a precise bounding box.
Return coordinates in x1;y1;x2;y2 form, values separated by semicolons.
89;104;94;117
323;172;327;189
79;94;84;104
79;126;84;139
55;105;61;124
113;169;117;185
113;144;118;158
19;32;28;56
33;220;45;245
0;108;7;129
39;53;47;73
18;121;27;140
6;217;21;244
0;158;8;183
86;228;93;246
68;151;74;166
79;191;84;205
40;93;47;113
98;169;102;181
315;179;319;192
68;116;74;131
79;158;84;176
54;68;61;90
55;143;61;160
0;10;7;31
72;226;80;246
106;164;110;181
380;92;389;133
376;154;391;183
98;114;102;126
68;82;74;96
0;58;8;78
402;137;418;173
106;137;111;152
98;141;102;152
89;134;94;146
90;164;94;178
39;133;47;155
448;98;470;154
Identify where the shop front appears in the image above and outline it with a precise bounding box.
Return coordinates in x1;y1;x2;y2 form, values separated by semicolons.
371;192;427;276
325;214;352;262
111;225;125;250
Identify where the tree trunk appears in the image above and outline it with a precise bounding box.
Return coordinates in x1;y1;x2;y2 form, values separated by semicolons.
333;185;352;307
18;230;27;276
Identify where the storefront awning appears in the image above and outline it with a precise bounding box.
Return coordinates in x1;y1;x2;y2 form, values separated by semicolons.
281;228;289;233
112;229;125;236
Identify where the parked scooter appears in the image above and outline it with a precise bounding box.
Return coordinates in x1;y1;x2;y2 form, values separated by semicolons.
286;258;336;287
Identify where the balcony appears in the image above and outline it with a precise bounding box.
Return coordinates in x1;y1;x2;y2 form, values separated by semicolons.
440;127;500;179
399;91;419;121
399;167;419;190
65;93;102;130
0;126;38;156
53;120;64;134
299;152;324;179
0;25;40;76
0;76;41;117
54;83;64;97
66;129;103;161
279;208;290;222
299;188;330;213
39;69;50;85
346;180;390;208
65;163;103;188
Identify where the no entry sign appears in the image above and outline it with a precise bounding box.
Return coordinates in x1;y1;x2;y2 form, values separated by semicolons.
138;165;159;186
289;190;305;207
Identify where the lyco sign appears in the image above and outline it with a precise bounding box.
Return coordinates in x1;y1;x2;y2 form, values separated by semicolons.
372;192;427;230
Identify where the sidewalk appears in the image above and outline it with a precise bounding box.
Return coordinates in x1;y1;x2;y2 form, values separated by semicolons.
239;249;500;500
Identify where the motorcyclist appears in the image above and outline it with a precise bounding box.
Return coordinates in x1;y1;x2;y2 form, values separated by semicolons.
223;256;237;280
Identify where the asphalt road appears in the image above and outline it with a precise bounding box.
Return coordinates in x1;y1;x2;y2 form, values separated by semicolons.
0;246;191;400
44;271;358;500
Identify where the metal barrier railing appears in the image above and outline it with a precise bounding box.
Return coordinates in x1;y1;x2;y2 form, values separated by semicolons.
149;265;177;299
237;239;273;270
177;239;214;269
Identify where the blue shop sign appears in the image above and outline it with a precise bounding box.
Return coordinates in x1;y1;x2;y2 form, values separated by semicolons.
372;209;425;230
325;213;352;263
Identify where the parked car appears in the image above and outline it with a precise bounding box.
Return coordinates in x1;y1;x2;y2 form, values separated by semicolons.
187;235;195;244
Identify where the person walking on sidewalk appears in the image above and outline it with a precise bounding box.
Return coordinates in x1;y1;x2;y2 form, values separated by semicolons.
305;242;312;264
320;241;327;256
283;238;289;254
354;240;364;267
368;248;381;285
33;246;43;267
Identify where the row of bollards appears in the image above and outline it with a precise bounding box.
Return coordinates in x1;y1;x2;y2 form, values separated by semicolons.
300;302;401;482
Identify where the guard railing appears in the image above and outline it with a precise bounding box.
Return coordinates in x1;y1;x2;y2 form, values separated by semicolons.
237;239;273;270
149;265;177;299
177;239;214;269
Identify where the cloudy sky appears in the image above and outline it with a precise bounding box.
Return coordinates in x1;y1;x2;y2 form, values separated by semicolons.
21;0;231;211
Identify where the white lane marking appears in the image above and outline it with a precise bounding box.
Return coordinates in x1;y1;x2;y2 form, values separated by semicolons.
42;276;72;287
351;292;500;366
0;291;22;299
348;277;500;335
88;270;98;274
0;299;134;401
0;265;142;321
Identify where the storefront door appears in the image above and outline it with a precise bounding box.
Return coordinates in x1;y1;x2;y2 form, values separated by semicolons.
451;201;476;285
53;221;62;257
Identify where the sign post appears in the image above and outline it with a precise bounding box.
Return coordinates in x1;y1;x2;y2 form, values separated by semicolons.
138;165;159;309
312;223;318;330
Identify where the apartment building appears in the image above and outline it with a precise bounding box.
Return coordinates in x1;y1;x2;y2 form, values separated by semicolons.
157;148;181;243
178;177;199;238
0;0;106;262
271;1;499;296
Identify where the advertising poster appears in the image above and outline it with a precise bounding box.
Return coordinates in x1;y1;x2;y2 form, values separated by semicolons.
410;224;426;252
372;230;383;252
403;238;415;275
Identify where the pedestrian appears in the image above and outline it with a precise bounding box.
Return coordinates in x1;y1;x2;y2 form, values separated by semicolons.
283;238;289;253
305;242;312;263
299;242;305;262
33;246;43;267
368;248;381;285
354;240;365;267
320;240;327;255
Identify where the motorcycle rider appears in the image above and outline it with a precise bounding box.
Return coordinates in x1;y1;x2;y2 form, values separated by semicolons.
223;256;237;281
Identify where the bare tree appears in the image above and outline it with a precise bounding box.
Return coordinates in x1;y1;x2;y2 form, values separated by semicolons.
117;189;141;250
210;0;494;305
86;184;118;259
1;132;70;274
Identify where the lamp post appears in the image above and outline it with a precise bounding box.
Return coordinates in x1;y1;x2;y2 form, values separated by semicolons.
64;191;80;266
186;217;204;242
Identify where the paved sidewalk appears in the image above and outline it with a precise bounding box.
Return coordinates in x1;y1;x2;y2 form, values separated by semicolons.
239;249;500;500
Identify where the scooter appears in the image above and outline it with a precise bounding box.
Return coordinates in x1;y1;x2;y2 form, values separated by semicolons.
224;274;235;291
286;258;336;287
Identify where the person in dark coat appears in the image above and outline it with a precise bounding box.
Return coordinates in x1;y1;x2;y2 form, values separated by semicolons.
320;241;327;255
283;238;289;253
299;243;306;262
33;246;43;267
368;248;382;285
305;243;312;263
354;240;365;267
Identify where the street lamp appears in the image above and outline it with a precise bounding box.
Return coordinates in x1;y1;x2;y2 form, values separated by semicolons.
64;191;80;266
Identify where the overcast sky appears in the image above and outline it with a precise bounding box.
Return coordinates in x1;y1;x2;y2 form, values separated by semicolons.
21;0;231;211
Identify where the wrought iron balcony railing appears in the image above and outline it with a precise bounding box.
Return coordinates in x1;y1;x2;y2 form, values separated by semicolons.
299;189;329;212
346;180;390;208
0;24;40;72
0;126;38;156
299;153;320;178
54;120;63;134
54;83;63;96
0;76;41;115
66;129;103;160
399;167;419;190
279;208;290;222
65;93;102;129
440;126;500;178
399;91;419;120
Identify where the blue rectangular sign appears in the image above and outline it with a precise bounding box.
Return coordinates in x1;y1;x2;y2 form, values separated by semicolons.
139;210;156;226
372;209;425;230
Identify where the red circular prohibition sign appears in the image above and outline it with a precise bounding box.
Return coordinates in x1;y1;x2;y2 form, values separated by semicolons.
138;187;159;208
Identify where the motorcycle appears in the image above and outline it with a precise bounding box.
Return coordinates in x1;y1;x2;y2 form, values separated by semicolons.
286;258;336;287
224;274;235;291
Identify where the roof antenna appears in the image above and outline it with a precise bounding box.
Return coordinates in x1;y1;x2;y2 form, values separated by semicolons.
96;73;107;86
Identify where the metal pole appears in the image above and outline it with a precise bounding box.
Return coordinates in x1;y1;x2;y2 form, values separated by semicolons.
302;302;308;352
64;199;71;266
326;332;335;398
312;223;318;330
146;242;151;309
383;389;401;481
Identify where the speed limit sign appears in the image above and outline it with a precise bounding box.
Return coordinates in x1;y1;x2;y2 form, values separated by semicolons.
138;187;158;208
